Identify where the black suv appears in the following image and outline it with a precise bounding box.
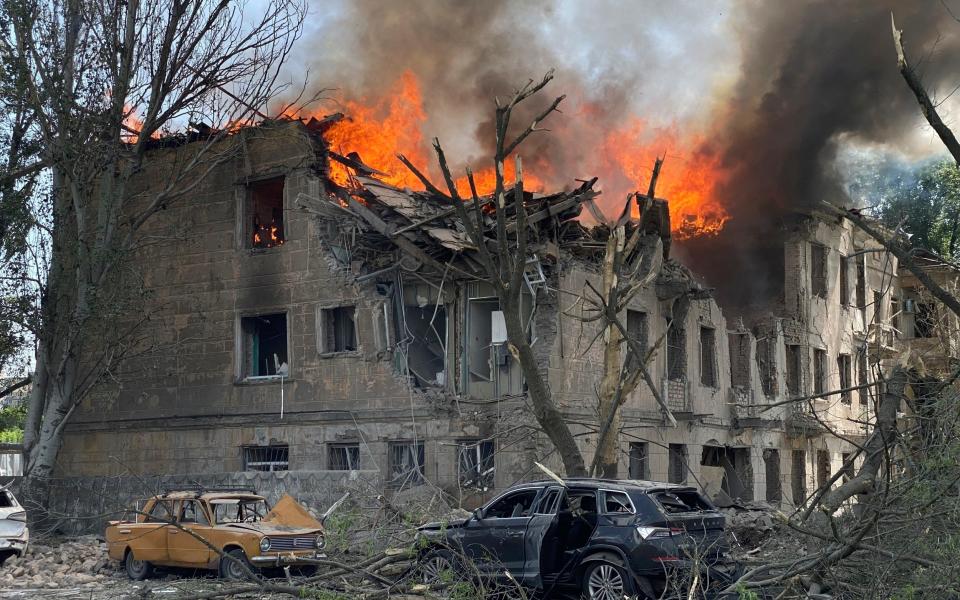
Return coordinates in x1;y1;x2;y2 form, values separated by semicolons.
417;478;732;599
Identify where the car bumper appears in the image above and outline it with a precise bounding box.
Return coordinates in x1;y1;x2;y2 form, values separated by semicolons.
250;551;326;566
0;527;29;555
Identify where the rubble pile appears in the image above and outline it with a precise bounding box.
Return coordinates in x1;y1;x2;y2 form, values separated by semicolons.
0;536;118;590
721;501;782;549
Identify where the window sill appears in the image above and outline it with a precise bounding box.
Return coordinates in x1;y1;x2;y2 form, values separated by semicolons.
236;376;295;386
246;245;287;254
319;350;362;359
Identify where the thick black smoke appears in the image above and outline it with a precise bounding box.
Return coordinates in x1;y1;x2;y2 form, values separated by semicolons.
681;1;960;311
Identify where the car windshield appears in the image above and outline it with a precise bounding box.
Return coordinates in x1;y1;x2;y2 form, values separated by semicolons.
210;499;269;524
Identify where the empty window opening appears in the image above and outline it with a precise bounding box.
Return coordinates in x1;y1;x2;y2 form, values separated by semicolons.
467;298;500;382
700;326;717;387
811;243;827;298
388;442;425;489
248;176;285;249
328;443;360;471
855;256;866;310
840;452;854;483
401;303;447;388
179;500;210;526
668;443;688;484
838;354;852;404
602;491;634;514
458;439;494;490
764;449;782;503
813;348;826;395
857;349;870;406
243;444;289;472
628;442;648;479
730;333;750;389
791;450;807;504
701;446;753;501
786;344;802;396
872;290;884;323
241;313;287;378
756;337;777;397
625;310;648;370
839;255;850;306
816;450;831;489
146;500;176;523
915;302;937;338
320;306;357;353
666;318;686;381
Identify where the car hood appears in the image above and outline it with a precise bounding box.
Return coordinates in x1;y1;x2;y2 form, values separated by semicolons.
418;518;468;531
219;522;321;536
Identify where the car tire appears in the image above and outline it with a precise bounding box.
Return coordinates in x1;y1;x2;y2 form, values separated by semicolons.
124;550;153;581
582;560;639;600
219;548;256;581
418;549;460;586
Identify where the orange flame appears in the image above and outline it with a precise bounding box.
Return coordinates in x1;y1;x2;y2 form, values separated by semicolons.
301;72;728;237
600;118;729;238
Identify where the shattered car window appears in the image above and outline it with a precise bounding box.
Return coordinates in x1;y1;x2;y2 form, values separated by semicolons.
603;491;634;514
653;490;711;514
210;499;268;524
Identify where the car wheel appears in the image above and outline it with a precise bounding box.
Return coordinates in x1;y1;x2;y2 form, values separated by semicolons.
219;548;256;581
124;550;153;581
419;549;458;586
582;561;637;600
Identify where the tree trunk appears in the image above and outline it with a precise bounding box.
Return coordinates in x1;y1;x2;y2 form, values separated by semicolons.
503;300;587;477
595;231;623;478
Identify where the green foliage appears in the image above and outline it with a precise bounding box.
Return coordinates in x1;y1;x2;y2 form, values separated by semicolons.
324;510;357;554
872;159;960;259
736;583;760;600
0;401;25;443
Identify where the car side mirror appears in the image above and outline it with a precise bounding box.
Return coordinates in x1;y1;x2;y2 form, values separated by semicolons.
473;508;484;521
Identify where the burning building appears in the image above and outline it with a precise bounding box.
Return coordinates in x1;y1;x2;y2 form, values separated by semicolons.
52;113;938;509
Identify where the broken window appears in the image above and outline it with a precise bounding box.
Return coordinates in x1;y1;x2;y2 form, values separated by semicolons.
856;256;866;311
839;255;850;306
602;491;634;514
813;348;826;395
400;297;447;387
840;452;854;483
328;444;360;471
837;354;852;404
791;450;807;504
484;489;538;519
629;442;648;479
764;449;782;503
248;176;285;249
243;444;289;472
729;332;750;388
816;450;831;489
857;348;870;406
666;318;686;381
915;302;937;338
388;441;425;489
319;306;357;353
668;443;687;484
890;297;901;336
458;439;495;490
756;336;777;397
625;309;648;370
786;344;802;397
467;298;500;382
872;290;884;323
146;500;176;523
241;313;288;378
700;326;717;387
810;243;827;298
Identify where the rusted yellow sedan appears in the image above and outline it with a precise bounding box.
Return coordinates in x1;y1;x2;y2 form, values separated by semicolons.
106;488;325;580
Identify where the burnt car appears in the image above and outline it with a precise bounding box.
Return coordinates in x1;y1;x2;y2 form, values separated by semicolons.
416;478;734;599
106;487;325;580
0;488;28;562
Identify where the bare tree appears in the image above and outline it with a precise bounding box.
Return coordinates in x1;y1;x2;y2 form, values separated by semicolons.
0;0;305;484
398;71;592;476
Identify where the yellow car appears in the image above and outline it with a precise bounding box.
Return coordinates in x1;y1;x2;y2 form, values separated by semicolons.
106;487;325;580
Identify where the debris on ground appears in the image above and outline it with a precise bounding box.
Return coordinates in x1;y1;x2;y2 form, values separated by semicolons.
0;535;118;590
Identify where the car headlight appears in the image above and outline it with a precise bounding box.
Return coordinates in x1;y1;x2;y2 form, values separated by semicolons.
8;512;25;523
315;535;325;549
259;537;271;552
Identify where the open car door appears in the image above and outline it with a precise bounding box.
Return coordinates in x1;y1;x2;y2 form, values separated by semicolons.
522;486;564;586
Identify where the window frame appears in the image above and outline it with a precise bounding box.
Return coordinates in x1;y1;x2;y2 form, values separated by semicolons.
599;489;636;515
327;443;361;471
316;304;360;356
457;439;495;490
242;444;290;472
242;174;287;250
482;488;540;520
387;441;426;489
237;312;290;381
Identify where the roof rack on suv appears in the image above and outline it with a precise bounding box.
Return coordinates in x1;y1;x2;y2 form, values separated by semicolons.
161;485;258;496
